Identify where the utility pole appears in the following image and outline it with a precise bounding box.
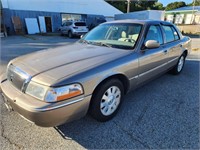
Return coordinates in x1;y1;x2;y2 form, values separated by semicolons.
127;0;131;13
191;0;196;24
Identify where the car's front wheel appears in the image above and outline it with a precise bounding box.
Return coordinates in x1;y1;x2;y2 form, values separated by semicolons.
89;79;124;122
170;54;186;75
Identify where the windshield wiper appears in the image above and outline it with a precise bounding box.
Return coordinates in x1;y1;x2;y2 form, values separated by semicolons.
79;40;112;48
93;42;112;48
112;44;133;50
79;39;90;44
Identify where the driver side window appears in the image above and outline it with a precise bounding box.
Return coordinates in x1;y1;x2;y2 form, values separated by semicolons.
145;25;163;45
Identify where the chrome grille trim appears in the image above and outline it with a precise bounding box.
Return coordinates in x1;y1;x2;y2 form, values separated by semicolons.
7;64;32;92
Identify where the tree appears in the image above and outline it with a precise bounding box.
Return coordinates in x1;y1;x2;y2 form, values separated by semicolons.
105;0;161;13
106;0;126;13
165;1;186;11
188;1;200;6
153;2;164;10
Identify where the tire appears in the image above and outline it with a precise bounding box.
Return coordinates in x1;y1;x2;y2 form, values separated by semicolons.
170;54;186;75
89;79;124;122
68;31;73;38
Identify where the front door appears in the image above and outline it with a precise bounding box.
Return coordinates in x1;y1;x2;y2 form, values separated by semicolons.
45;17;52;32
137;24;168;85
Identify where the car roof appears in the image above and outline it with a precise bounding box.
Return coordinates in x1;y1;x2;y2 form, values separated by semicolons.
102;19;173;26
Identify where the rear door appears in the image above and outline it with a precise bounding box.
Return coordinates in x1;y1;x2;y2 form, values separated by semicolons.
161;24;182;67
137;23;168;85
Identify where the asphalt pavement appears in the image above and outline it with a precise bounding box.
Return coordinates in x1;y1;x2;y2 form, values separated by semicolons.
0;35;199;149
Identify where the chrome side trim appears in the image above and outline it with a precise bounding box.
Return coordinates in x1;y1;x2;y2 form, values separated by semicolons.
129;57;178;80
168;57;179;63
139;57;178;77
139;63;167;77
35;98;84;112
129;75;139;80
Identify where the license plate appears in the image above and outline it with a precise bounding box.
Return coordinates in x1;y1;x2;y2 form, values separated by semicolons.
78;27;84;31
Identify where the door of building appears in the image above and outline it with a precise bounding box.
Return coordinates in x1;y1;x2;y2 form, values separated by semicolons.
45;17;52;32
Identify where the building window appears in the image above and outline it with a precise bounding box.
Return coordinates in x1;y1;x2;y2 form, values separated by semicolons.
166;15;174;23
184;14;194;24
175;14;184;24
61;14;81;23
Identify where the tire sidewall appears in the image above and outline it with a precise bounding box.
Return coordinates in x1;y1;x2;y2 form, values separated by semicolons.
176;54;186;73
90;79;124;122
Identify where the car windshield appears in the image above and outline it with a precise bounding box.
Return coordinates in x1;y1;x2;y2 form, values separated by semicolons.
80;23;143;49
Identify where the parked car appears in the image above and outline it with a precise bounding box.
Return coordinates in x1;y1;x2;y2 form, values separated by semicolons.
59;20;88;38
0;20;191;127
88;18;106;30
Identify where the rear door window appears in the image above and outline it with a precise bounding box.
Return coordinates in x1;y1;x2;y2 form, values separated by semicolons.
162;25;180;43
171;27;180;40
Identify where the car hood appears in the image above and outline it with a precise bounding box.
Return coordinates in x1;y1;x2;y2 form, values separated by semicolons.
11;43;131;86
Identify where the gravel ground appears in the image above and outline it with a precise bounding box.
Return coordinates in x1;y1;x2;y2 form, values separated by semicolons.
0;35;199;149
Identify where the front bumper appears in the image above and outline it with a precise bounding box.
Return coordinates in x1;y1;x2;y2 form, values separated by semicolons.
0;74;91;127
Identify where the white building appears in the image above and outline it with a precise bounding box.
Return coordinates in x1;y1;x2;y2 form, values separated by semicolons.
115;10;165;21
165;6;200;24
1;0;122;34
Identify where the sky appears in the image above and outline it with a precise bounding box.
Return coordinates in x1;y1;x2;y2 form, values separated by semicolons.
158;0;193;6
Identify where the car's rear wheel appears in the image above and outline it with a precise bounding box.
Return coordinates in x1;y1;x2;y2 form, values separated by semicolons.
68;31;73;38
89;79;124;122
170;54;186;75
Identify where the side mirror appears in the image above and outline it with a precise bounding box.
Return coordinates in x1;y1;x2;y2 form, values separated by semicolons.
145;40;160;49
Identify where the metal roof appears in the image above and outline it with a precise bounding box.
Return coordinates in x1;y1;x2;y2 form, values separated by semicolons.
1;0;123;17
172;6;200;11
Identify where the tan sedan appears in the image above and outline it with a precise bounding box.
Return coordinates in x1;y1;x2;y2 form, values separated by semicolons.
0;20;191;127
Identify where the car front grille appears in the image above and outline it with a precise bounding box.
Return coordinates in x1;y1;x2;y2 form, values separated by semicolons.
7;64;31;91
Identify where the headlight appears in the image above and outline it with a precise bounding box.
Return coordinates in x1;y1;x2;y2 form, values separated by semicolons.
26;82;83;102
45;84;83;102
26;81;49;100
